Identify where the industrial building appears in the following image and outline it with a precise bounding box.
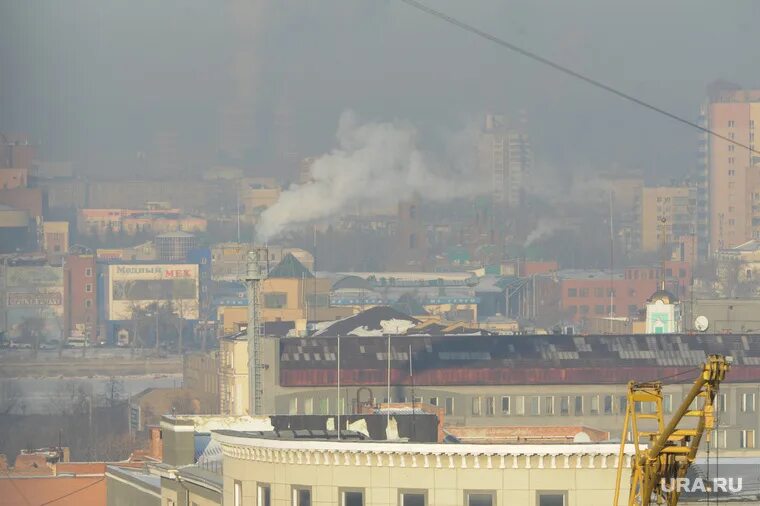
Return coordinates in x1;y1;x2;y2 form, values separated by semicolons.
243;333;760;452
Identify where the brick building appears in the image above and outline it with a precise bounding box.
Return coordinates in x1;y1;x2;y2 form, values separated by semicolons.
557;268;660;323
64;253;98;343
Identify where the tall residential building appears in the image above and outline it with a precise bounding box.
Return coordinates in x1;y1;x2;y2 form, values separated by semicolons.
701;85;760;253
637;186;696;254
478;114;532;207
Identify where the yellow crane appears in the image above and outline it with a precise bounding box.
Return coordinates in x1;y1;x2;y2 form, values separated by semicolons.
613;354;732;506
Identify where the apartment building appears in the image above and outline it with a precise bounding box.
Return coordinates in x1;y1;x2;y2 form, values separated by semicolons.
478;114;532;208
702;86;760;252
638;186;696;253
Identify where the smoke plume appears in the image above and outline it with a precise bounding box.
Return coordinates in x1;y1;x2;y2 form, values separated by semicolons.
524;219;563;247
256;111;482;242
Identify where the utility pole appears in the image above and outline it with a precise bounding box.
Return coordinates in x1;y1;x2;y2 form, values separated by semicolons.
154;310;160;351
609;190;615;333
336;335;341;439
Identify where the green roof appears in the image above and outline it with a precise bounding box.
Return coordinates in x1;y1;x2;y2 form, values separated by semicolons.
268;253;314;278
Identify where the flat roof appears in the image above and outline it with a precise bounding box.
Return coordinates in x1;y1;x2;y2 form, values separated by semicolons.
213;430;635;457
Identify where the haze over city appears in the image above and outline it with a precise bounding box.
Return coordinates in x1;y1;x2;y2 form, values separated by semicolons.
1;2;760;505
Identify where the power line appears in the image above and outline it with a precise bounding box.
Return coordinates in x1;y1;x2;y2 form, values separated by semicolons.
398;0;760;156
1;467;31;506
39;476;105;505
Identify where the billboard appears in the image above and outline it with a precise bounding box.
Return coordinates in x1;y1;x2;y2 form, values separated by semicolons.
107;264;199;321
5;265;64;341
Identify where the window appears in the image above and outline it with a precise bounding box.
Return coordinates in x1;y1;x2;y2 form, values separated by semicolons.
559;396;569;415
717;393;727;413
85;267;93;277
341;489;364;506
729;144;735;152
663;394;672;414
514;396;525;415
594;287;603;297
292;487;311;506
258;484;271;506
429;397;438;407
712;430;726;449
465;491;495;506
740;430;756;449
501;396;510;415
485;397;495;416
399;490;426;506
603;395;613;414
529;396;540;415
234;481;243;506
567;288;577;297
579;288;589;297
574;396;583;415
289;397;298;415
319;398;329;415
544;396;554;415
445;397;454;415
85;284;93;293
85;299;92;308
472;397;481;416
742;393;756;413
728;120;735;128
619;395;627;414
304;397;314;415
594;305;604;315
590;395;599;415
537;491;567;506
264;292;287;308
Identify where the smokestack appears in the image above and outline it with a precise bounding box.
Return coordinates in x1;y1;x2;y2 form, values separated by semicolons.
246;248;266;415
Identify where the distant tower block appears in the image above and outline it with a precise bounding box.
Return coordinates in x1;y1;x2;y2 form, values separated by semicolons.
299;157;316;185
478;113;532;208
391;197;428;271
246;247;267;415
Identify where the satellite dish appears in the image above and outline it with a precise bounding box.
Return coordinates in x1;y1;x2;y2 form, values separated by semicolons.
695;315;709;332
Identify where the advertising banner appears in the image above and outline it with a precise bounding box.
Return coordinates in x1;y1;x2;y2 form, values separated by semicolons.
107;264;199;320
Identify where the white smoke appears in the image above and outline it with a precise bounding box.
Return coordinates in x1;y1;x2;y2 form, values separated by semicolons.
256;111;483;242
524;218;563;247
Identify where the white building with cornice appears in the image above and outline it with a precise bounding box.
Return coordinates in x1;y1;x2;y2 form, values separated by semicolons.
213;429;635;506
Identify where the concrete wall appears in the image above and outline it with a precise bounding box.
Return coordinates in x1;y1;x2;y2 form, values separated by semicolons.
107;473;160;506
267;381;760;452
162;476;221;506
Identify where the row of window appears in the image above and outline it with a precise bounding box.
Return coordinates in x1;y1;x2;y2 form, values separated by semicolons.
288;396;457;416
233;482;566;506
567;304;618;316
472;393;753;417
284;393;756;418
566;287;614;298
712;429;756;449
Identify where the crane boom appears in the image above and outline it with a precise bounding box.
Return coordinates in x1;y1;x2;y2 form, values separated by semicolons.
613;354;731;506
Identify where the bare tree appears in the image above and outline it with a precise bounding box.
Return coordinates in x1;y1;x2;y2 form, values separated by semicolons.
169;298;198;355
100;377;125;408
18;316;46;359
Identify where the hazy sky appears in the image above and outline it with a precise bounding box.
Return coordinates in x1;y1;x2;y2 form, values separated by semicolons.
1;0;759;179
